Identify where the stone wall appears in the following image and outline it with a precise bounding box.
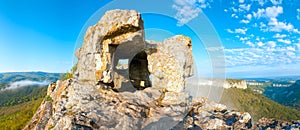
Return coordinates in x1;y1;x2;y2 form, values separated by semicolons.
74;9;194;92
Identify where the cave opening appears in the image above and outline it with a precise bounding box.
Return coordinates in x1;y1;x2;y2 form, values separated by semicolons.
129;51;152;90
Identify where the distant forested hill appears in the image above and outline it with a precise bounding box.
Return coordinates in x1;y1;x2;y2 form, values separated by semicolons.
0;72;62;129
264;80;300;110
0;72;62;85
221;88;300;122
0;72;62;106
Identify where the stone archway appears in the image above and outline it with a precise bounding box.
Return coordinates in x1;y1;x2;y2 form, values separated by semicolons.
129;51;151;90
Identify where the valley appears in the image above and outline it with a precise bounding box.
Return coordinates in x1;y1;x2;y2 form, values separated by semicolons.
0;72;299;129
244;77;300;110
0;72;61;129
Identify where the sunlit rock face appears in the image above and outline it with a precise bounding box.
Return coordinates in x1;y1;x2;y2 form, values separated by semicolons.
74;9;194;93
75;10;145;87
24;9;195;130
223;79;247;89
24;9;263;130
146;36;194;92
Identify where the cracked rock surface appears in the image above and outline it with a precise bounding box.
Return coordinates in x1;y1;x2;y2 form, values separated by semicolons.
24;9;300;130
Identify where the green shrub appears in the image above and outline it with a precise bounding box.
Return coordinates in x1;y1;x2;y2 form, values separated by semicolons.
45;95;53;102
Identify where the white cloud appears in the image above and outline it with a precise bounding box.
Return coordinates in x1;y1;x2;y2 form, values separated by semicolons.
268;41;276;48
240;19;250;24
286;51;296;58
273;33;287;38
3;80;50;91
259;22;268;31
286;46;295;51
206;46;224;51
246;41;255;47
227;29;234;33
257;0;266;6
227;28;248;34
231;7;238;13
265;6;283;18
240;37;249;41
223;1;300;68
278;39;291;44
253;8;265;18
293;29;300;34
252;6;282;19
230;13;239;19
296;44;300;50
252;6;300;33
246;14;252;20
173;0;211;26
239;4;251;11
257;41;264;46
224;44;300;67
268;18;294;32
270;0;282;5
235;28;248;34
173;1;201;26
231;13;236;17
239;0;245;3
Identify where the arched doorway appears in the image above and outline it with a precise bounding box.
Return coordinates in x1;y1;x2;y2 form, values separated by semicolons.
129;51;151;90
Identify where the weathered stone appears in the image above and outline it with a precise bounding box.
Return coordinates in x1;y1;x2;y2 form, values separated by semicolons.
74;9;194;93
172;98;253;130
47;82;56;96
159;91;189;107
223;79;247;89
27;9;300;130
75;9;145;86
146;35;193;92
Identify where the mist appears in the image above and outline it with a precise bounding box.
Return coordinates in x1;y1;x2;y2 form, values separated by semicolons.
2;80;50;91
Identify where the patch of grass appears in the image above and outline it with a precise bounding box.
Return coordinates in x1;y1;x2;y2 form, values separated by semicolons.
45;95;53;102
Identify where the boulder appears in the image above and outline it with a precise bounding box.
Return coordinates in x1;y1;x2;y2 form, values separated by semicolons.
146;36;193;92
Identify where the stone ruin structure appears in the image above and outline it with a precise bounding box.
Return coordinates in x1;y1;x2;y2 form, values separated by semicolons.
75;9;194;92
24;10;256;130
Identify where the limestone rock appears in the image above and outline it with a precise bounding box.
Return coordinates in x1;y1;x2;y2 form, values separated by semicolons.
25;9;195;129
223;79;247;89
159;91;189;107
172;98;252;130
75;9;145;86
75;9;193;93
146;36;194;92
26;9;299;130
253;118;300;129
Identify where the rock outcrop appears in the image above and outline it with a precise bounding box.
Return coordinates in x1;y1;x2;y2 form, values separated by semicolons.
24;9;194;130
223;79;247;89
24;9;298;130
173;98;253;129
253;117;300;129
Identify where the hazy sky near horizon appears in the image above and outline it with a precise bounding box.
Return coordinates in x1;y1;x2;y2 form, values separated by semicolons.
0;0;300;78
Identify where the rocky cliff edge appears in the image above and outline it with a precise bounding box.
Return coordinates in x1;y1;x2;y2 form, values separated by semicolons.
24;9;299;130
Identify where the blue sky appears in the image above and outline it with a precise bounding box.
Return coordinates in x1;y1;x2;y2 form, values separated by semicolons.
0;0;300;78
